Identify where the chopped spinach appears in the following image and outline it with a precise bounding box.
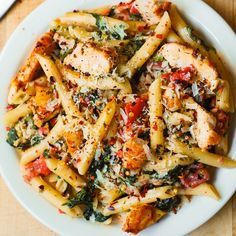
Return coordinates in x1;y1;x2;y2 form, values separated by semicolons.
144;165;186;184
185;26;202;44
64;183;110;222
43;149;50;158
89;146;111;176
65;187;92;208
6;128;19;147
124;174;137;185
94;212;111;222
92;13;127;40
122;38;145;58
129;13;143;21
153;54;164;62
155;196;181;212
30;135;43;146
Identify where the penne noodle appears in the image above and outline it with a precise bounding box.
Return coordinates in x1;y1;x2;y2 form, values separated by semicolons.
103;186;177;216
30;176;82;217
4;102;32;127
36;54;83;119
179;183;220;200
86;6;112;16
68;26;130;47
168;139;236;168
215;134;228;155
208;48;234;113
216;80;231;113
75;99;116;175
169;5;208;57
166;29;183;43
57;12;129;30
149;77;164;150
58;63;132;94
20;117;65;165
45;157;85;191
8;32;55;104
119;12;171;78
144;154;193;174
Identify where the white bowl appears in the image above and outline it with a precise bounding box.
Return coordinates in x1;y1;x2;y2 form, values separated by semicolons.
0;0;235;235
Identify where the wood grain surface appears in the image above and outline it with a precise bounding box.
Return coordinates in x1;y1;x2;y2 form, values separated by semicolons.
0;0;235;236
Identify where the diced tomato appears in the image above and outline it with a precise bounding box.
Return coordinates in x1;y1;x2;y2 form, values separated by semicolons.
211;109;230;135
124;97;147;126
24;156;51;182
180;163;209;188
162;65;196;83
115;1;133;13
50;117;57;127
38;125;49;136
6;104;15;111
116;149;123;158
130;3;140;14
114;0;140;20
58;209;65;214
155;34;163;39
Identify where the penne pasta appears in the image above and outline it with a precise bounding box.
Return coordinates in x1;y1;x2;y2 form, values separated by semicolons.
57;12;129;30
208;48;234;112
4;2;236;233
45;157;86;191
36;54;83;119
75;99;116;175
103;186;177;216
144;154;193;173
4;102;32;127
8;32;55;104
20;117;65;165
119;11;171;78
58;63;132;94
179;183;220;200
166;29;183;43
168;139;236;168
30;176;82;217
149;77;164;150
169;5;208;57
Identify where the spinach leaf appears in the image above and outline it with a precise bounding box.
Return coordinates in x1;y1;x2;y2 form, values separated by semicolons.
6;128;19;147
94;212;111;222
65;187;92;209
144;165;186;184
30;135;43;146
155;196;181;212
89;146;111;176
92;13;127;40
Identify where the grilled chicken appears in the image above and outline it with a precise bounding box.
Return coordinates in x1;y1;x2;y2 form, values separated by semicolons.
159;43;219;90
134;0;171;25
184;98;221;150
122;204;165;234
64;42;118;75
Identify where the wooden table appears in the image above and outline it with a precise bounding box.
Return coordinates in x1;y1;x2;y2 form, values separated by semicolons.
0;1;235;235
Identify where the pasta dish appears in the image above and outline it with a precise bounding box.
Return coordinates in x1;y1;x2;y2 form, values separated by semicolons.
4;0;236;234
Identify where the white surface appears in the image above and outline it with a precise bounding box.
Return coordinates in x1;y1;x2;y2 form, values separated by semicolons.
0;0;235;236
0;0;15;18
